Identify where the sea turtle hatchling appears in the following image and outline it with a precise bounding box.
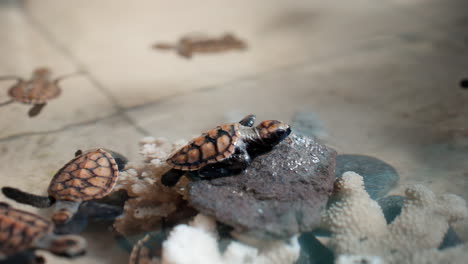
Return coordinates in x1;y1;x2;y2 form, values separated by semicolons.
0;202;86;264
0;67;80;117
2;148;128;230
153;33;247;59
161;114;291;186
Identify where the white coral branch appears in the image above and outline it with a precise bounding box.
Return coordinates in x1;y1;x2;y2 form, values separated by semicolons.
322;171;468;263
161;214;300;264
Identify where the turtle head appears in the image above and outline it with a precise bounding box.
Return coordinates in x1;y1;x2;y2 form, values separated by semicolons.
256;120;291;147
48;235;87;258
52;201;81;225
52;209;73;224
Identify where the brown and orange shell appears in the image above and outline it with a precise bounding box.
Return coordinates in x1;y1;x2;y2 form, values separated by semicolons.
48;149;119;201
0;203;52;256
8;79;61;104
167;123;241;171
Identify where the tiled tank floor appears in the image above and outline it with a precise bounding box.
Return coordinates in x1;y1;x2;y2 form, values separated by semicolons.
0;0;467;263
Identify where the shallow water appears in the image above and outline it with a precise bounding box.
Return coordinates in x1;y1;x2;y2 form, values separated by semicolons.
0;0;467;263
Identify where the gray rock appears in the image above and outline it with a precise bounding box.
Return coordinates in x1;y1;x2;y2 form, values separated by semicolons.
336;154;399;199
188;134;337;239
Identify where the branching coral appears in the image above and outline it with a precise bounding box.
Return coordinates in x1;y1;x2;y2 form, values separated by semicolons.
321;171;468;263
161;214;300;264
113;137;192;235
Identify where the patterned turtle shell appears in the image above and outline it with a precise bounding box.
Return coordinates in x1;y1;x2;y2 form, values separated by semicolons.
48;149;119;201
8;68;61;104
0;202;52;257
167;123;241;170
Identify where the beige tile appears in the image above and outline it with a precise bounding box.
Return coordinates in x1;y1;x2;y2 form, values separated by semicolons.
24;0;435;108
0;4;117;138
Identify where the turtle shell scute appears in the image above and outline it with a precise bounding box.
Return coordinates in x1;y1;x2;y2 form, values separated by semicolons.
0;204;52;257
167;123;240;170
48;149;119;201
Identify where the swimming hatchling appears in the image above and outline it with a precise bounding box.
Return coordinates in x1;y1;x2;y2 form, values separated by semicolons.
161;114;291;186
0;67;80;117
153;33;247;59
2;148;128;229
0;202;86;263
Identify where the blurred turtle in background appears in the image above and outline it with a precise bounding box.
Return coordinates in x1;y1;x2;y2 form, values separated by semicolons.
0;202;86;264
153;33;247;59
0;67;81;117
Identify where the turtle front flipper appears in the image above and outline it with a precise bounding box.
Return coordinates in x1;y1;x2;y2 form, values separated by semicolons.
28;103;47;117
198;148;251;179
1;187;55;208
53;71;83;85
35;234;86;258
0;99;14;107
239;114;256;127
177;45;193;59
0;76;22;82
161;169;186;187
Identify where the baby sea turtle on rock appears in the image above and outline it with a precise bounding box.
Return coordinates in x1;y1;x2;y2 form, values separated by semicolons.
2;148;127;230
0;202;86;264
161;114;291;186
0;67;80;117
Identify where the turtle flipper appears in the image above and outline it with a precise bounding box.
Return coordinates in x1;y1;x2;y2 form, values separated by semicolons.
0;100;14;107
36;234;86;258
1;187;54;208
199;148;251;178
177;46;193;59
53;71;83;85
161;169;185;187
0;76;22;82
239;114;256;127
28;103;47;117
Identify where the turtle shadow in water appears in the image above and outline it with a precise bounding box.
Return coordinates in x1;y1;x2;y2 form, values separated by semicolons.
54;193;128;235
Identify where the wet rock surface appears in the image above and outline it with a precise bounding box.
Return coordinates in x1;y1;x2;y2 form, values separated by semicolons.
336;154;399;199
188;134;337;239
